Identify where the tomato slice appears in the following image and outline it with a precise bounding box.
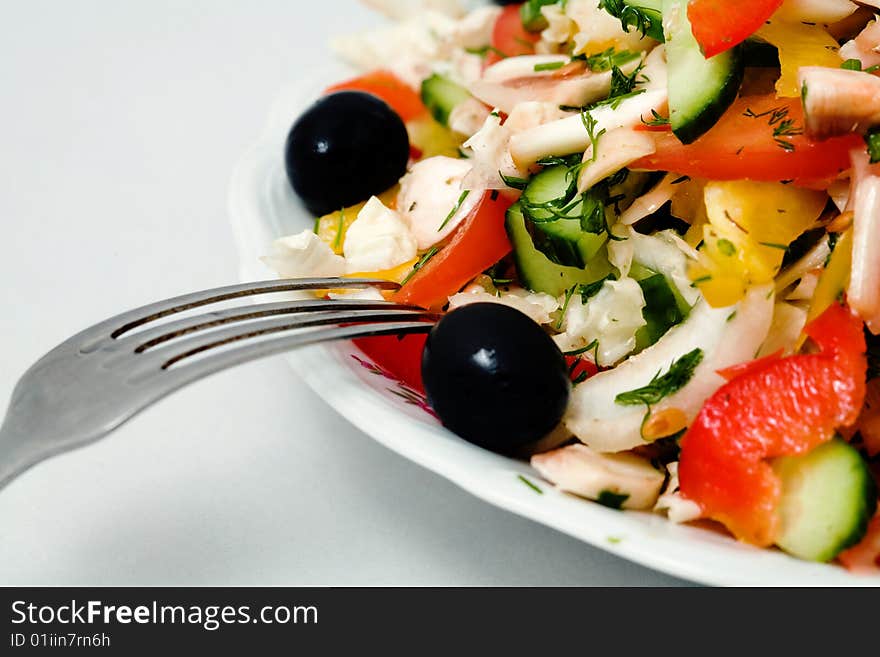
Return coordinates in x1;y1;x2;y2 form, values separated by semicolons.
393;192;514;310
326;70;427;123
633;94;863;187
688;0;784;58
353;334;428;394
485;4;540;66
678;302;868;546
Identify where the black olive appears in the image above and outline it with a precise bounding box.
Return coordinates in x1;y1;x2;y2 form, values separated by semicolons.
422;303;571;454
284;91;410;217
492;0;521;4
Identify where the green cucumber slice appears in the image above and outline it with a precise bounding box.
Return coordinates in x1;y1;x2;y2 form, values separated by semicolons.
773;438;878;563
662;0;744;144
505;203;612;297
521;165;608;268
420;74;471;127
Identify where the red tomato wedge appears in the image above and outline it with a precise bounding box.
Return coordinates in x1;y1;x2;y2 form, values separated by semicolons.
632;94;862;187
353;334;428;394
485;4;540;66
688;0;784;58
393;192;514;310
325;70;427;123
679;302;868;546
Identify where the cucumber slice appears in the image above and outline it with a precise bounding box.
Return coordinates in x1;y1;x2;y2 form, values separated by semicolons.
773;438;878;563
599;0;665;42
521;165;578;221
662;0;744;144
521;165;608;268
420;74;471;127
635;273;685;349
505;203;612;297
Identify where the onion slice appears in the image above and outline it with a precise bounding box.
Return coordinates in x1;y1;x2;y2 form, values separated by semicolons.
799;66;880;140
576;128;656;194
849;171;880;333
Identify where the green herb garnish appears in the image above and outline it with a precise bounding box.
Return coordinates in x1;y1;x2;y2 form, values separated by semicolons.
596;490;630;510
534;61;566;72
865;127;880;164
583;48;640;73
400;246;440;286
518;475;544;495
598;0;659;39
717;238;737;256
641;109;670;127
500;172;530;190
579;276;613;302
615;349;704;407
556;285;578;330
580;110;606;162
333;207;346;251
743;104;803;151
438;190;470;232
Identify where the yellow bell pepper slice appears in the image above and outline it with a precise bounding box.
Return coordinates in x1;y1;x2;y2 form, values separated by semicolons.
345;258;420;285
314;186;399;255
407;117;463;160
690;180;827;306
807;228;853;324
756;20;842;98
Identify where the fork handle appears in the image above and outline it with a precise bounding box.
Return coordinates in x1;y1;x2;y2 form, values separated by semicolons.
0;414;43;491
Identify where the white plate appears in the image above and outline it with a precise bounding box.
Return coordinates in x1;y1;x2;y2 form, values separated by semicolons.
227;64;880;587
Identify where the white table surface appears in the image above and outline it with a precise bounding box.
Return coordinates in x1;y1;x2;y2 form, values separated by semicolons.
0;0;687;586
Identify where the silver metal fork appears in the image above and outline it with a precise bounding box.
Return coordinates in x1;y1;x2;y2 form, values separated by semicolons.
0;278;439;490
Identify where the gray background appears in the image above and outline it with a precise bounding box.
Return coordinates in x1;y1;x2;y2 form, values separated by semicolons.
0;0;686;586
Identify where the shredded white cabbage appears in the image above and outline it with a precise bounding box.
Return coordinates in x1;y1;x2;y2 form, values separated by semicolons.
343;197;417;273
555;278;647;367
448;287;559;325
262;230;346;279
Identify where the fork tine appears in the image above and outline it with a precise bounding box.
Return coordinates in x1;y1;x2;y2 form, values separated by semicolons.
122;308;438;377
156;321;433;399
111;298;419;354
104;278;399;340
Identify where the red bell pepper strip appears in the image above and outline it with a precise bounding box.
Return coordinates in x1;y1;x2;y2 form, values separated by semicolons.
353;334;428;394
688;0;784;59
393;192;514;310
839;509;880;572
632;94;863;188
325;70;427;123
678;302;867;546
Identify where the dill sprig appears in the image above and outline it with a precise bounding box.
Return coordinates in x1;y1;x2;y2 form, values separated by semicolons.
743;104;803;152
438;190;470;232
534;61;565;72
865;127;880;164
615;349;705;407
641;109;670;127
518;475;544;495
582;48;640;73
500;172;530;190
598;0;661;39
556;285;578;330
400;246;440;286
580;110;606;162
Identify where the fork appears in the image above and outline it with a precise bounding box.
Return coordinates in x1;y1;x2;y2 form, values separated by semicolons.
0;277;439;491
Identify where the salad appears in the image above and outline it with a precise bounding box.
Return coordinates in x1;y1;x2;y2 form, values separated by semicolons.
266;0;880;572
